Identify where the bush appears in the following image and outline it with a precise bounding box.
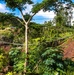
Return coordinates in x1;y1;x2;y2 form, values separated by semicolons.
0;48;9;73
9;47;25;72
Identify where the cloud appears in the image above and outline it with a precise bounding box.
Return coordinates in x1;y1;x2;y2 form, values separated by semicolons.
22;4;56;20
23;2;56;19
22;4;33;14
36;10;56;19
32;0;56;22
32;10;56;23
0;3;9;12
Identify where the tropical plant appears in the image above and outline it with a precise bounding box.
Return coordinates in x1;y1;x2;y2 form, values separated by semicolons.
9;48;25;73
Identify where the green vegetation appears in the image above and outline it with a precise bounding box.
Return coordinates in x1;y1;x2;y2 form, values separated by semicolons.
0;12;74;74
0;0;74;75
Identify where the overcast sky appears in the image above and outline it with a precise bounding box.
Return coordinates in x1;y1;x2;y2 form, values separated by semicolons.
0;0;74;24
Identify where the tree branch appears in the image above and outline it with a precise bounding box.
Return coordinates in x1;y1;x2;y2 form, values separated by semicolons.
27;13;36;25
16;18;24;25
19;9;27;25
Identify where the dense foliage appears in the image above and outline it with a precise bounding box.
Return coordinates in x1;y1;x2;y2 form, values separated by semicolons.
0;0;74;74
0;12;74;74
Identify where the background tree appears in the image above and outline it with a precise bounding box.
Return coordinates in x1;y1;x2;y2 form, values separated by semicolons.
54;3;73;26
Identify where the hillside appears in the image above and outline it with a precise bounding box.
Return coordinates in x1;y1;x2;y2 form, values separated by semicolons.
0;12;74;74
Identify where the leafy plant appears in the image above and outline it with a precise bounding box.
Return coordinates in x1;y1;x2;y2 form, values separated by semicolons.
9;48;25;72
40;47;65;75
6;72;16;75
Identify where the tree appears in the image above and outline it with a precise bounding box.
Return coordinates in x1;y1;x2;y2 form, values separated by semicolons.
54;3;73;26
0;12;14;26
1;0;73;74
3;0;41;74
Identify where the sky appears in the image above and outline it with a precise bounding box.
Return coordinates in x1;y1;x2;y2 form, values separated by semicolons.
0;0;74;24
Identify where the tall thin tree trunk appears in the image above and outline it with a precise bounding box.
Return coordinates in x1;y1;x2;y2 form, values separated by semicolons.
24;24;28;74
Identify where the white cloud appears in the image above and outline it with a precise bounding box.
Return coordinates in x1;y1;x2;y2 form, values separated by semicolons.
22;4;56;19
22;4;33;14
0;3;9;12
22;4;55;23
36;10;56;19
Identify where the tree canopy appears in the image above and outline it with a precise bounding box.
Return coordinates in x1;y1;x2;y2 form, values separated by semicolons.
5;0;33;10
